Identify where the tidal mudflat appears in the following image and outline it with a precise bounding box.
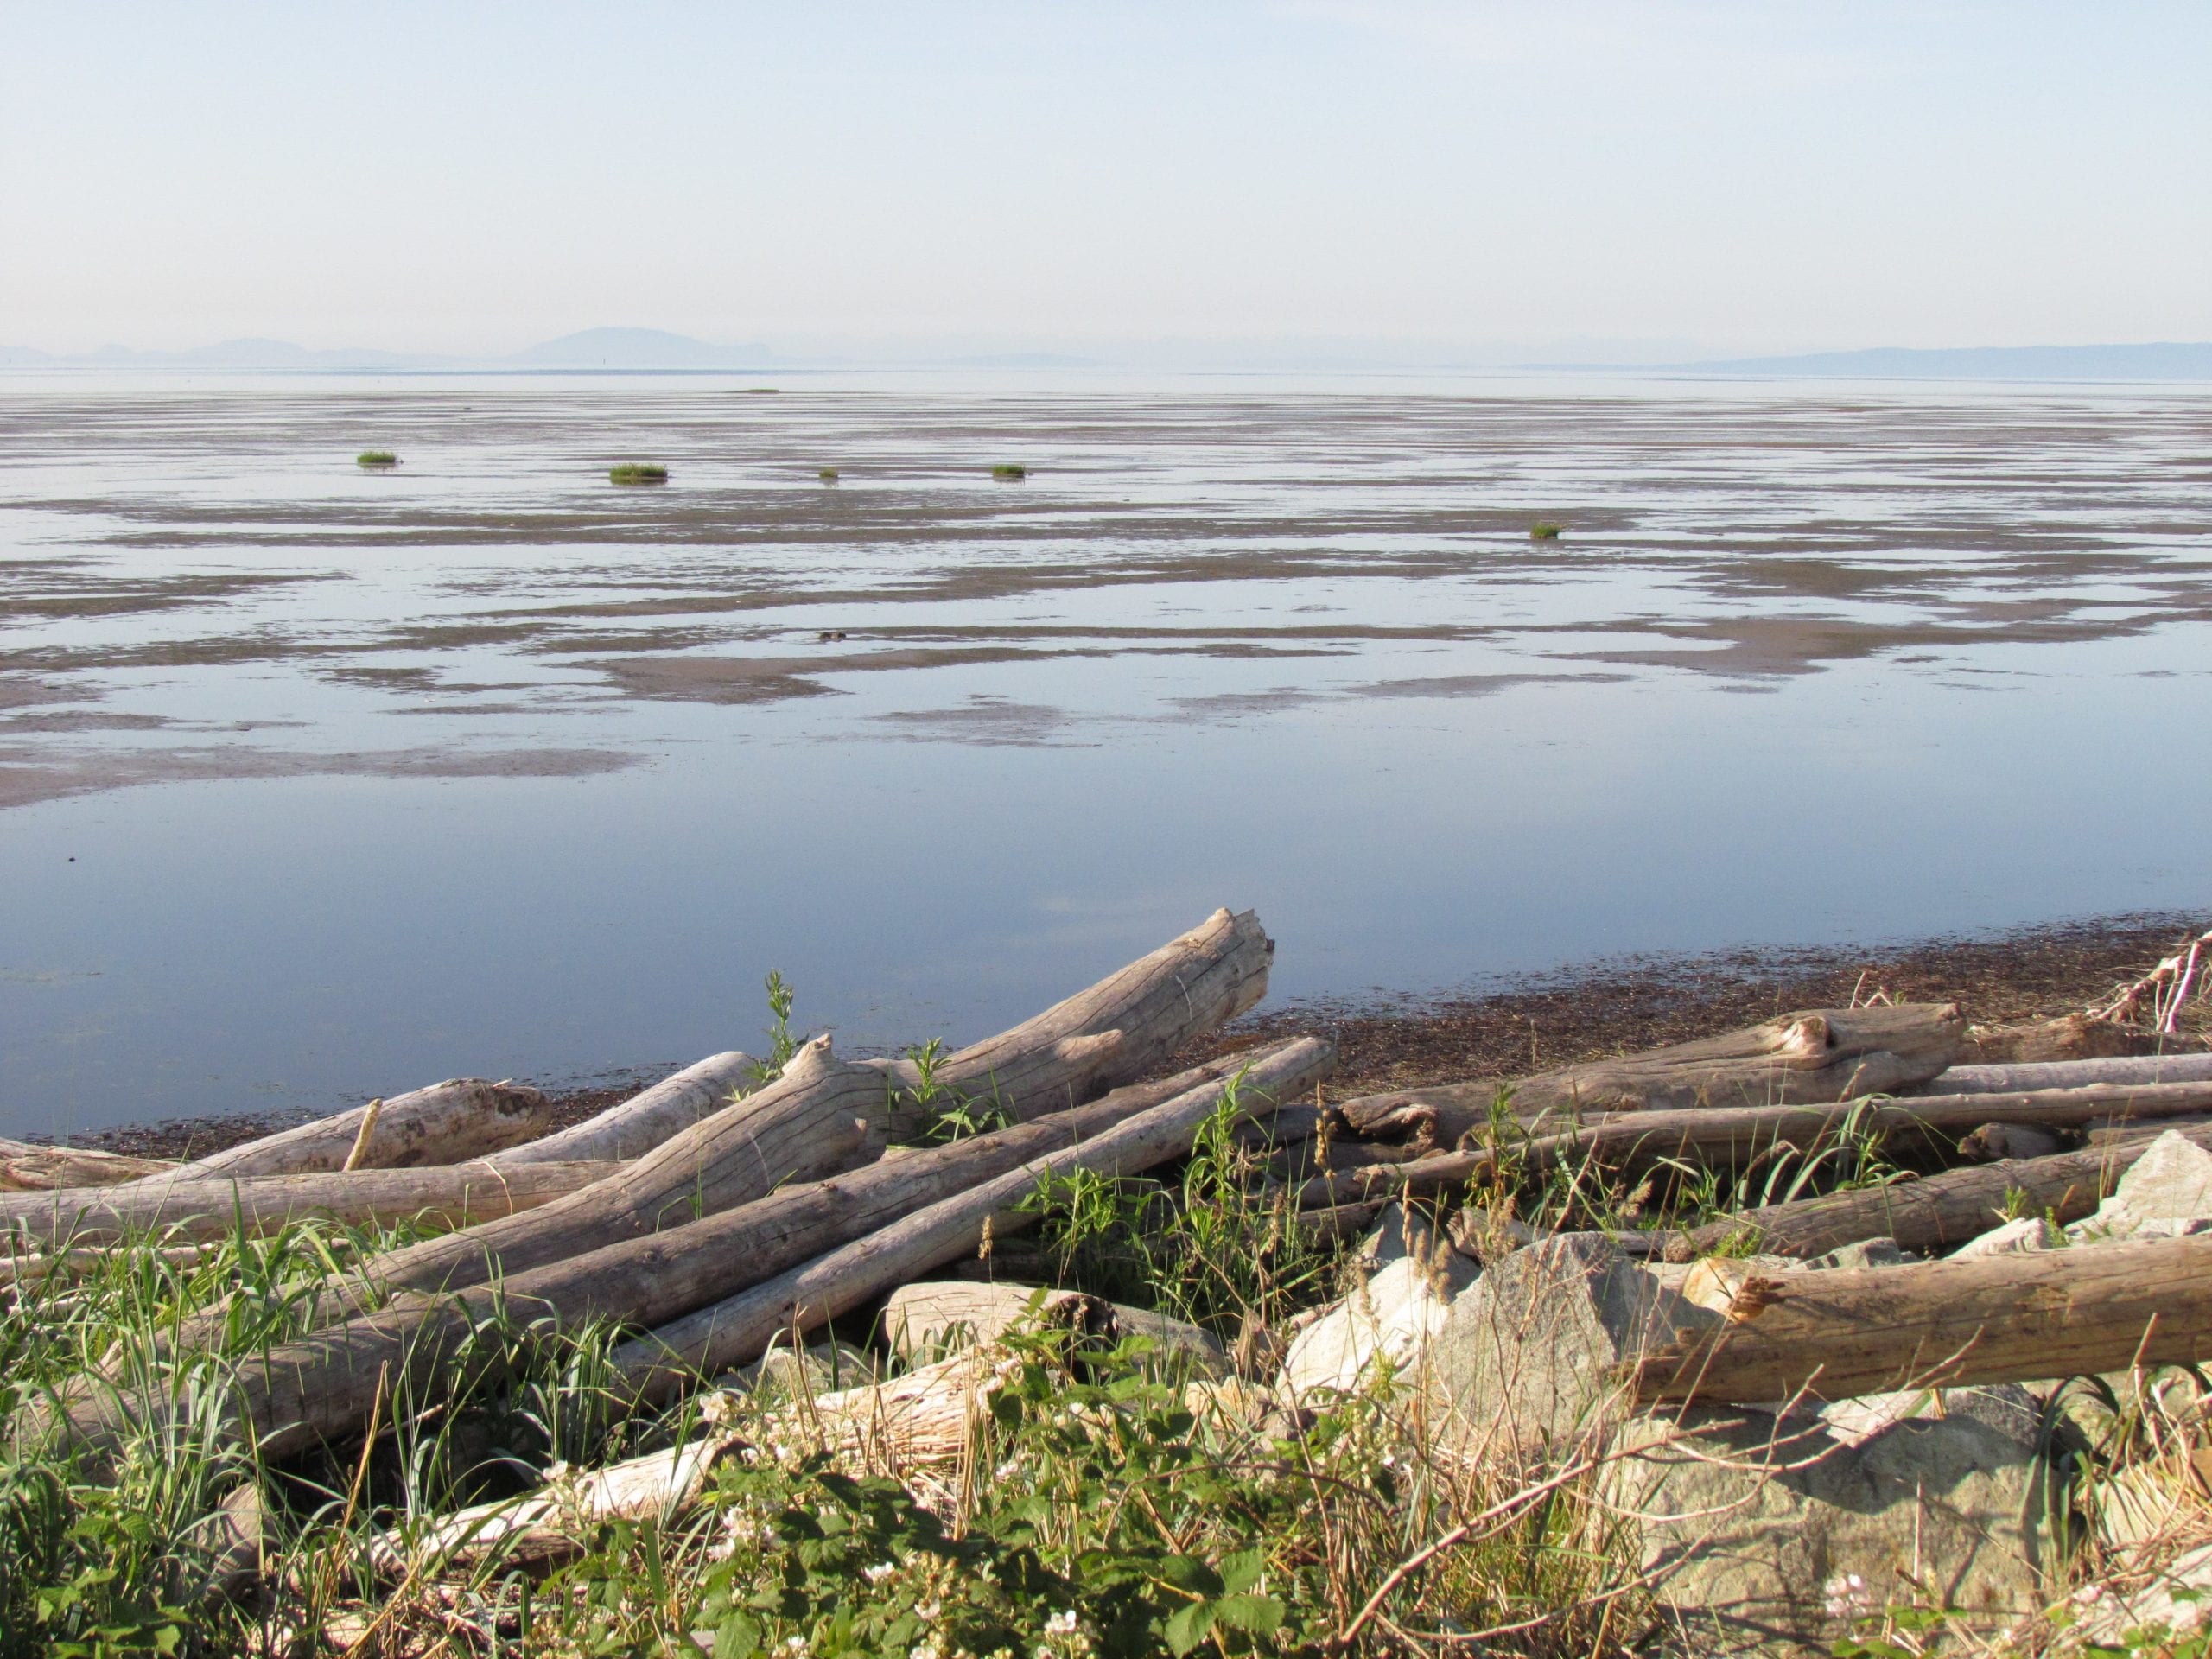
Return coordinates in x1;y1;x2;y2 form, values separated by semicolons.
3;374;2209;1135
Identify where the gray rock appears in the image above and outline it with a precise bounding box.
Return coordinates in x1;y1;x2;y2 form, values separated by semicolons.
1433;1233;1706;1448
1614;1390;2069;1652
1950;1216;2057;1258
1806;1237;1908;1271
2071;1129;2212;1242
1278;1232;1476;1400
882;1281;1101;1361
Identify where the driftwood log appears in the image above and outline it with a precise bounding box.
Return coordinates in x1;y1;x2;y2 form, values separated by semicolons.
1666;1128;2212;1261
0;1161;619;1248
334;906;1273;1308
1634;1233;2212;1406
489;1052;757;1166
152;1079;551;1182
85;912;1275;1433
0;1139;175;1191
48;1044;1315;1462
1338;1002;1966;1142
1300;1080;2212;1208
612;1034;1335;1403
1919;1053;2212;1096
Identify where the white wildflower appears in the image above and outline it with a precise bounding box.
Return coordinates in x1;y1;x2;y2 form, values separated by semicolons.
1045;1608;1079;1635
1822;1571;1875;1620
863;1561;897;1584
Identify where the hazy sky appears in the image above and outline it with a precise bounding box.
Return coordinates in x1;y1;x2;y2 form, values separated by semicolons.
4;1;2207;357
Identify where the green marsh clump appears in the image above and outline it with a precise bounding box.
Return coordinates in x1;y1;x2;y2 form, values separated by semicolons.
817;467;839;481
990;463;1027;480
608;462;670;486
355;451;398;468
1530;521;1564;540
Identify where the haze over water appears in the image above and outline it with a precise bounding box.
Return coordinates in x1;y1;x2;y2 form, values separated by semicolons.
3;372;2209;1137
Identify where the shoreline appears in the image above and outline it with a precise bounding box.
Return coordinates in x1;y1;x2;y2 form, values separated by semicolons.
65;906;2209;1164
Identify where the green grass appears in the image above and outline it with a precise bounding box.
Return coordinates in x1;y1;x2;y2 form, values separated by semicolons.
991;463;1028;480
608;462;670;486
817;467;839;481
355;451;398;468
1529;522;1564;540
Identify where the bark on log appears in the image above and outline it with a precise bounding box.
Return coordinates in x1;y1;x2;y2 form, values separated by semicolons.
0;1161;618;1248
313;906;1274;1309
611;1035;1336;1404
1633;1233;2212;1407
488;1052;757;1166
0;1139;175;1191
1667;1128;2212;1261
155;1079;551;1181
53;1046;1316;1461
1491;1080;2212;1186
1338;1002;1966;1142
1926;1053;2212;1096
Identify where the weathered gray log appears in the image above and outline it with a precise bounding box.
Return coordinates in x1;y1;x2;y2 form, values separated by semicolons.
0;1243;211;1288
1295;1149;1487;1210
154;1079;552;1181
0;1161;618;1248
298;907;1273;1308
1486;1080;2212;1187
1668;1129;2212;1261
0;1139;175;1191
612;1034;1336;1403
1266;1135;1423;1187
2086;1115;2212;1149
1339;1002;1966;1142
1633;1233;2212;1406
489;1052;757;1166
92;909;1276;1418
54;1046;1317;1462
1926;1053;2212;1096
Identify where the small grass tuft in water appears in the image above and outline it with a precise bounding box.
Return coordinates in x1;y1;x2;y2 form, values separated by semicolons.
1530;521;1564;540
817;467;839;481
355;451;398;468
608;463;670;486
990;463;1027;480
739;386;779;395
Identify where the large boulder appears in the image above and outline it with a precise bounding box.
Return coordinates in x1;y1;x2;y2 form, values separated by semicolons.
1429;1234;2069;1651
880;1281;1230;1376
2070;1129;2212;1243
1433;1233;1697;1448
1277;1209;1476;1399
1613;1389;2070;1652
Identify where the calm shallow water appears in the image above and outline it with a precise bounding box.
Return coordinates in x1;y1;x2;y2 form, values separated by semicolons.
4;372;2209;1136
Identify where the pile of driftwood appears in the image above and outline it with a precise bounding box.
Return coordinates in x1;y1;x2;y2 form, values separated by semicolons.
10;905;2212;1568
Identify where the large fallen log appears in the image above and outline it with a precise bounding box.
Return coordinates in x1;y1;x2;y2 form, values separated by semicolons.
283;908;1274;1310
0;1161;618;1248
1918;1053;2212;1096
611;1034;1336;1405
1303;1080;2212;1208
51;1046;1320;1462
489;1052;757;1166
1338;1002;1966;1142
1633;1233;2212;1406
1666;1128;2212;1261
82;909;1277;1423
0;1139;175;1191
154;1079;552;1181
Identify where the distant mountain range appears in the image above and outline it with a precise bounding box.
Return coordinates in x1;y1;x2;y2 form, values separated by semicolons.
3;329;2208;378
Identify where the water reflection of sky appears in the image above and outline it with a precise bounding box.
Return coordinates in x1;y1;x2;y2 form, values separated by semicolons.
3;374;2209;1135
